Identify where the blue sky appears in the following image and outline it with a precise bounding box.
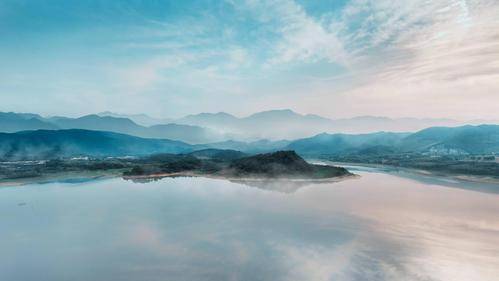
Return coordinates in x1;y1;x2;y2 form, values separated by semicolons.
1;0;498;119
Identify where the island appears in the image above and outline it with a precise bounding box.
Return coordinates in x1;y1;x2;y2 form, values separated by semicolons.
123;150;352;180
0;150;353;186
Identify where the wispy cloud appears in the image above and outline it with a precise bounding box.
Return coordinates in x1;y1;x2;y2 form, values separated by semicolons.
240;0;349;65
360;0;499;83
280;0;499;119
1;0;498;118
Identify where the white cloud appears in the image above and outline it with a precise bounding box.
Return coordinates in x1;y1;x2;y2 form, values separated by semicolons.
228;0;349;66
269;0;349;65
286;0;499;119
369;0;499;82
114;55;191;93
33;0;497;118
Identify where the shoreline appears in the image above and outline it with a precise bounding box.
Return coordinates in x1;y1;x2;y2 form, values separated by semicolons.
0;170;124;188
322;161;499;185
123;171;359;183
2;161;496;188
1;169;358;188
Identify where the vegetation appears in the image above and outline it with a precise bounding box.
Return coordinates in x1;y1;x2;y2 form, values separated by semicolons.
0;129;193;160
0;150;351;182
0;123;497;181
225;151;350;178
285;125;499;156
321;153;499;178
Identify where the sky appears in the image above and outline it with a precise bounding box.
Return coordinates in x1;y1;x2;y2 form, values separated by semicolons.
1;0;498;119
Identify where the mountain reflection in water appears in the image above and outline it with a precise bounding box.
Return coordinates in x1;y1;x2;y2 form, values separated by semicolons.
1;168;498;281
124;174;357;194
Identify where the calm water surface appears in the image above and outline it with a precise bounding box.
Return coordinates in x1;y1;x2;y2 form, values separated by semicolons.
1;168;498;281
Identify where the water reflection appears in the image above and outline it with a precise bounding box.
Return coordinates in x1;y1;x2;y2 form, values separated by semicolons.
0;170;498;281
342;164;499;194
229;178;356;193
125;175;356;193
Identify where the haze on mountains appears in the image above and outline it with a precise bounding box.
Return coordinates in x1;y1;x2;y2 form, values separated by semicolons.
176;109;480;140
97;112;173;127
0;112;224;144
285;125;499;156
85;109;499;141
2;109;498;144
0;129;193;160
0;124;498;161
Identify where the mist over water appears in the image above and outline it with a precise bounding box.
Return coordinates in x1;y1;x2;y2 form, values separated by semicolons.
1;169;498;281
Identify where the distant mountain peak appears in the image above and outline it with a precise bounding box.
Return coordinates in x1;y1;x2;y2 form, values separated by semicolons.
213;112;235;117
97;111;174;126
184;112;237;118
78;114;138;124
98;111;153;118
249;109;298;115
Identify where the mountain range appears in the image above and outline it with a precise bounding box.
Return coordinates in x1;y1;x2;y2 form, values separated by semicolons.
0;125;497;160
0;112;58;132
285;125;499;156
0;112;224;144
100;109;499;140
0;129;194;160
97;111;173;127
1;110;498;144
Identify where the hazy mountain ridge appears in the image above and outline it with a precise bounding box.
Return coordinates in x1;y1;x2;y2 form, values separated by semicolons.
0;112;58;132
2;110;499;146
178;112;240;128
286;132;410;156
0;129;194;160
204;139;292;154
175;109;331;140
401;125;499;154
173;109;498;140
97;111;173;126
0;125;497;161
50;114;225;144
0;112;225;144
286;125;499;156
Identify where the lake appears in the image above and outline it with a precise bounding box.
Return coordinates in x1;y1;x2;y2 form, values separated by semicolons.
1;167;498;281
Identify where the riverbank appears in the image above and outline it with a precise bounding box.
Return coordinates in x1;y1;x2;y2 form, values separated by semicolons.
323;161;499;185
0;167;357;188
0;169;124;187
123;170;359;184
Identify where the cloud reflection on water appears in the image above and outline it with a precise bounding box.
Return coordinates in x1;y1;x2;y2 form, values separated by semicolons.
0;170;498;281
